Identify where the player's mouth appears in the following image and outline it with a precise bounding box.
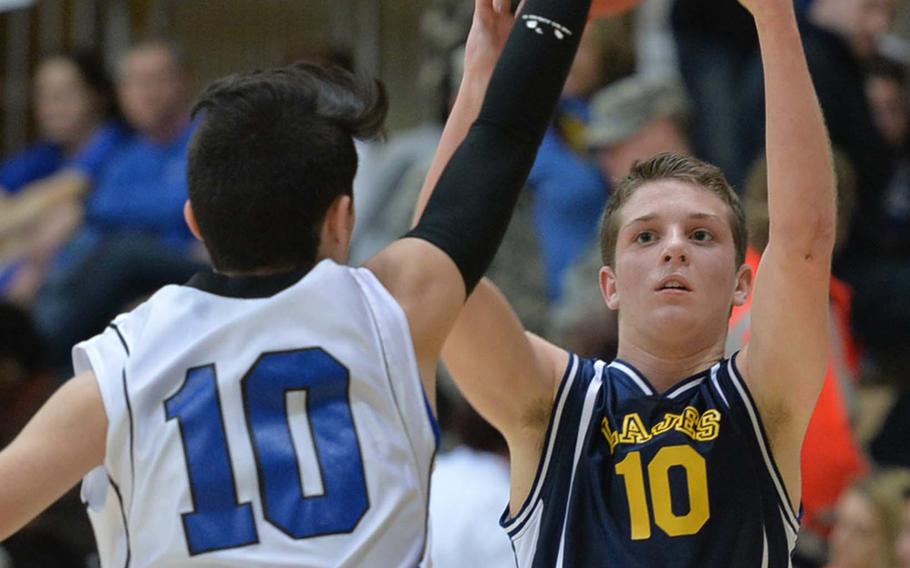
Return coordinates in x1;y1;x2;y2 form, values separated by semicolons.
655;276;692;293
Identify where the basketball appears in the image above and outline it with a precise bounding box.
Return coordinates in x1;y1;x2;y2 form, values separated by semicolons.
590;0;643;18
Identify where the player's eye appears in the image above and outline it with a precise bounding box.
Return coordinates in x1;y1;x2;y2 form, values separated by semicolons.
691;229;713;242
635;231;656;244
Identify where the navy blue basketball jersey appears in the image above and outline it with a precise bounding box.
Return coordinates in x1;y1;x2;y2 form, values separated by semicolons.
501;353;799;568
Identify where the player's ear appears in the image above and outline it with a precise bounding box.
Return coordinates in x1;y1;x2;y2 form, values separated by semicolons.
325;194;354;243
184;201;204;242
732;262;753;307
600;265;620;310
319;194;355;260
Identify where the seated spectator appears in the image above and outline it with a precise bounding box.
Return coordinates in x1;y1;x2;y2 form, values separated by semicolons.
0;50;127;303
549;74;690;358
734;152;867;560
33;38;205;373
0;51;124;196
587;74;691;182
83;38;196;247
827;470;910;568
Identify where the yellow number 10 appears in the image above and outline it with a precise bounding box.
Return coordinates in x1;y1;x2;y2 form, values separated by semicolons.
614;445;710;540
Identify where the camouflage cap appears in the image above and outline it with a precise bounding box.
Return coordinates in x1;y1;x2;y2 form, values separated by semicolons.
586;74;690;149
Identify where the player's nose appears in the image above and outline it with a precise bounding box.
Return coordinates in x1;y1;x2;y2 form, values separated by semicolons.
661;231;689;265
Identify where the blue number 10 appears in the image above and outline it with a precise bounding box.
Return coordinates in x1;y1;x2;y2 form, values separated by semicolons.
164;348;369;556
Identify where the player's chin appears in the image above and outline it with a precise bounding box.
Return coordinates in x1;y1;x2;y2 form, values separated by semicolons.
650;301;702;326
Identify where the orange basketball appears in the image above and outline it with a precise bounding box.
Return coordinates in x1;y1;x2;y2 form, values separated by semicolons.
590;0;643;18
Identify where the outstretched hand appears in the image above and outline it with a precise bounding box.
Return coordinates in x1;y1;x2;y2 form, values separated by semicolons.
462;0;524;85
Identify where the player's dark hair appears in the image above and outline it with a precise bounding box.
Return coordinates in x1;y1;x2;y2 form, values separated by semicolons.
599;153;747;270
188;62;387;272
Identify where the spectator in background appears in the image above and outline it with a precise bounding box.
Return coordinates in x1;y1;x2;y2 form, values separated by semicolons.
0;51;124;195
0;51;127;303
671;0;759;189
85;38;195;247
430;389;513;568
744;0;897;268
897;487;910;568
549;74;690;358
350;6;470;263
868;58;910;254
33;38;204;373
350;34;548;334
827;470;910;568
867;58;909;151
587;74;690;183
853;57;910;392
525;22;614;301
735;152;867;565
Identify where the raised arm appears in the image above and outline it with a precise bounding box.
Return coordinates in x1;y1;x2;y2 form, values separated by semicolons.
0;371;107;539
737;0;836;505
365;0;591;398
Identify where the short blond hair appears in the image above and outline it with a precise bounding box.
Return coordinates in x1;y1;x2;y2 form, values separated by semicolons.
599;153;747;269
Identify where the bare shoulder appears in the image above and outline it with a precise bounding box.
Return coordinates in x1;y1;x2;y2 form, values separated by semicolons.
362;238;464;311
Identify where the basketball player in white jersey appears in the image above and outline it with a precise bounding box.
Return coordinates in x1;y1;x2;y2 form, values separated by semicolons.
416;0;836;565
0;0;596;565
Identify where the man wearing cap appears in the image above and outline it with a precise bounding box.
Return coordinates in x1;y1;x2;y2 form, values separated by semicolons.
548;73;691;358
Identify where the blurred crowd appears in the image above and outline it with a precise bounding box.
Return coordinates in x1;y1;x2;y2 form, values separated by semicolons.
2;0;910;566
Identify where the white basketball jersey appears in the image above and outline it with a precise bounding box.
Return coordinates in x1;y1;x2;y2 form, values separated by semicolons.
75;259;438;567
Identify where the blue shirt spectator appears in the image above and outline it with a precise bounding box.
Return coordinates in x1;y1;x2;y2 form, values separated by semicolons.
528;96;608;300
84;122;195;249
0;122;129;194
33;39;205;374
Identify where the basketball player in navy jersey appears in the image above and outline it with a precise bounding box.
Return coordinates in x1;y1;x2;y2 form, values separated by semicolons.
416;0;835;565
0;0;597;565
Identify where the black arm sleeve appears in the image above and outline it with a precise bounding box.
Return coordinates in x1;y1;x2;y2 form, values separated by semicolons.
406;0;593;294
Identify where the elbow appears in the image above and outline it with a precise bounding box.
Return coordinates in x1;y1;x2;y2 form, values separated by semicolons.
770;213;837;263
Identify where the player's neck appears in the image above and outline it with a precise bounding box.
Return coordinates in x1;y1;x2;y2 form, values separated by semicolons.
615;336;725;394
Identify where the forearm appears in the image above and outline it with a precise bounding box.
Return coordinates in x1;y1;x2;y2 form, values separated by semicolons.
757;14;836;253
410;0;592;293
0;172;89;242
413;73;490;224
0;442;79;540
